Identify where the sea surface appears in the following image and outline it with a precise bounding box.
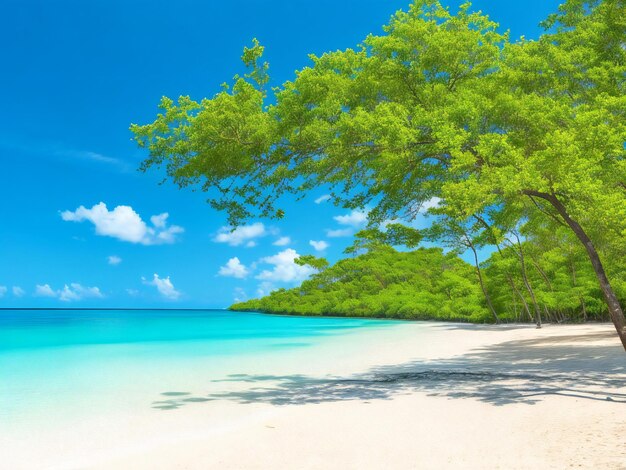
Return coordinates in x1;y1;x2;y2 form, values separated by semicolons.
0;309;401;429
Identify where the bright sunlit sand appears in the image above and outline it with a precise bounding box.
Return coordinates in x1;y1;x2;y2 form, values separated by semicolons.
1;311;624;469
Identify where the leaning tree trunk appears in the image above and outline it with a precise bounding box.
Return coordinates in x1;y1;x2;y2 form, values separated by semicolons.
525;190;626;351
508;274;532;322
467;241;500;324
512;233;542;328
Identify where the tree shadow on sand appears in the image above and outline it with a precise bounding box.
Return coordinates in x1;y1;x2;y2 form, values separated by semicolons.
153;331;626;410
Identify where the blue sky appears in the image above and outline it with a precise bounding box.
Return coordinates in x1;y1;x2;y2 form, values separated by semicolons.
0;0;561;308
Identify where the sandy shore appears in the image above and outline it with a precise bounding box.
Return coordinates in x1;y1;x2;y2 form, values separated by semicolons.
5;322;626;469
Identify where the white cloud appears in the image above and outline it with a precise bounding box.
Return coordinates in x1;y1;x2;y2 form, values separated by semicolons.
218;257;250;279
63;150;126;169
59;284;104;302
150;213;168;228
273;236;291;246
256;281;275;297
34;283;103;301
326;228;353;238
143;273;181;300
0;286;6;297
380;218;398;230
309;240;329;251
315;194;331;204
256;248;316;283
213;223;266;247
155;224;184;244
108;255;122;265
333;209;368;227
126;289;139;297
420;197;441;213
0;141;129;172
233;287;247;303
380;198;441;231
35;284;57;297
12;286;25;297
61;202;183;245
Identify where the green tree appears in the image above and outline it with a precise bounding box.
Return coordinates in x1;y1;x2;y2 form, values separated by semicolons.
482;220;625;324
295;254;330;271
132;0;626;349
424;215;500;323
232;246;490;323
480;0;626;346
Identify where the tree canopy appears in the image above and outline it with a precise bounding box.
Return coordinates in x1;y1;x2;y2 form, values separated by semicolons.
132;0;626;349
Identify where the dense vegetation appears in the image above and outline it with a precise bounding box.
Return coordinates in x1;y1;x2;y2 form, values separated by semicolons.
132;0;626;348
484;225;626;324
231;226;626;323
232;247;492;322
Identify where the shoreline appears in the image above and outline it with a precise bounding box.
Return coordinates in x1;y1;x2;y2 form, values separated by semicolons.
2;322;625;469
100;323;626;469
229;307;617;326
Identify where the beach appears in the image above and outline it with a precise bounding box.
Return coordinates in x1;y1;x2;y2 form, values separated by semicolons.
1;315;625;469
3;1;625;469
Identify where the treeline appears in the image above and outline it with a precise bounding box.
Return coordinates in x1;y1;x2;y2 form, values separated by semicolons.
232;247;491;322
484;226;626;324
231;227;626;324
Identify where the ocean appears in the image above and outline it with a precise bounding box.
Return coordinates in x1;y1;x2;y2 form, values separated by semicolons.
0;309;401;428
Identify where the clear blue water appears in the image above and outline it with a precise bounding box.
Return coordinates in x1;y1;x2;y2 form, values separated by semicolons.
0;309;400;426
0;309;395;351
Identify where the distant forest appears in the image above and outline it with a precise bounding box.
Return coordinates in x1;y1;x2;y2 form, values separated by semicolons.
231;224;626;325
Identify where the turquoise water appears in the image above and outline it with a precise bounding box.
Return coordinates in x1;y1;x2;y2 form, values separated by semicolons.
0;309;399;426
0;309;394;351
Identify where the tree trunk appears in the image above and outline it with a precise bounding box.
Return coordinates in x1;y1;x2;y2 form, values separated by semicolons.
524;190;626;351
508;278;520;319
532;258;553;292
580;296;588;322
508;274;532;322
512;233;542;328
544;304;555;323
468;242;500;324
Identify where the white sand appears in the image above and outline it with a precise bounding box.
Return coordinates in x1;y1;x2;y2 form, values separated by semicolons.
3;323;625;469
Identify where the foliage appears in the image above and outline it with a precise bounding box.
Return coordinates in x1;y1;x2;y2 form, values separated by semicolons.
232;222;625;323
132;1;626;342
344;224;422;255
232;247;493;323
483;224;626;323
294;254;329;270
131;1;507;226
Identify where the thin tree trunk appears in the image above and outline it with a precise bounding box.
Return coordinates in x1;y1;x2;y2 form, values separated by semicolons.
532;259;558;321
511;232;542;328
580;296;588;322
532;259;553;292
509;279;519;319
472;215;522;324
570;260;588;322
468;241;500;324
524;190;626;351
544;304;555;323
473;214;539;325
508;274;532;321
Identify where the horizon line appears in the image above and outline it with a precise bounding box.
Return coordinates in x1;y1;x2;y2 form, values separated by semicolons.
0;307;230;311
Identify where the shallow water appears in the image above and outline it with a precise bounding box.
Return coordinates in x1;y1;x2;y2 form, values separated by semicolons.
0;309;401;427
